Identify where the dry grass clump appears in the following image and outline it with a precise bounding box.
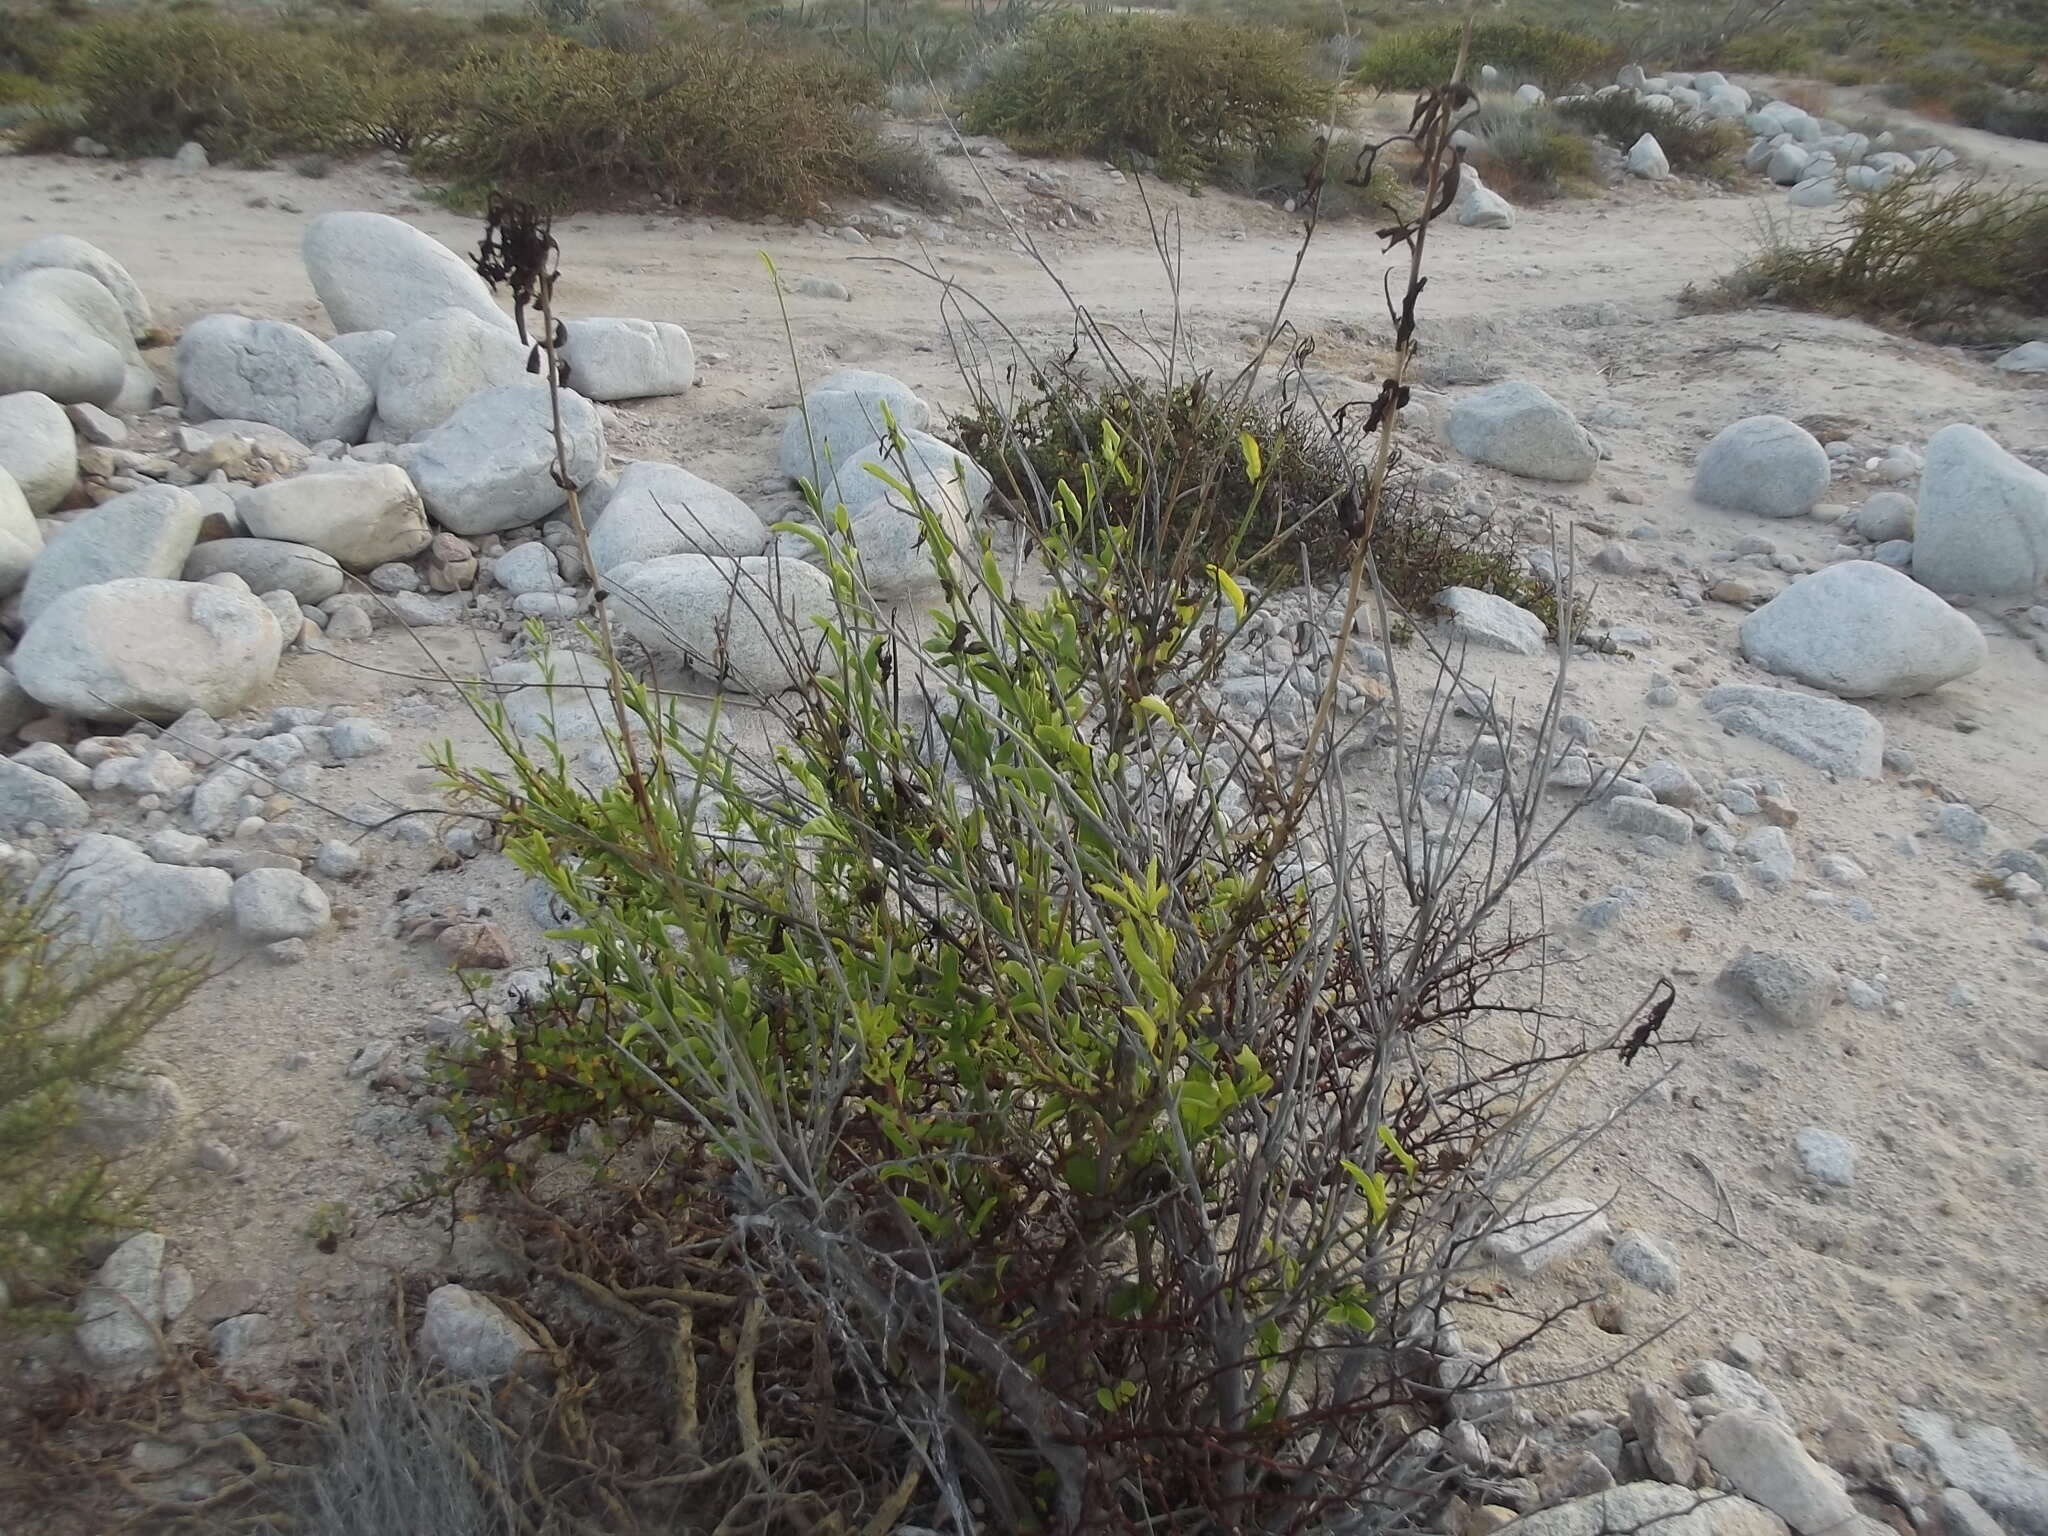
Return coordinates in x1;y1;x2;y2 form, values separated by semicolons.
1554;91;1744;179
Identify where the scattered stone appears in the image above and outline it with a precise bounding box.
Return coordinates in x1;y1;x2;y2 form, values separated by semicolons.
558;317;695;401
171;140;208;171
1853;491;1916;544
1993;341;2048;375
176;314;373;446
410;383;606;537
1640;760;1704;808
419;1284;542;1380
585;460;769;573
1446;380;1599;482
1697;871;1750;907
1435;586;1549;655
1699;1412;1859;1536
1683;1360;1791;1424
211;1312;276;1362
1941;1490;2011;1536
1627;133;1671;180
75;1231;168;1381
777;368;931;488
1717;948;1836;1028
1491;1484;1788;1536
1816;854;1866;885
440;920;516;970
1913;423;2048;598
491;540;564;596
1610;1230;1681;1296
237;463;431;571
1694;417;1831;519
1794;1128;1857;1188
1936;803;1990;850
1608;795;1692;843
231;867;331;941
1902;1412;2048;1536
1739;561;1985;698
0;389;77;516
14;578;282;722
790;275;852;301
1483;1197;1610;1275
328;718;391;760
1701;686;1884;780
1453;164;1516;229
303;211;511;338
0;753;90;832
1631;1383;1700;1484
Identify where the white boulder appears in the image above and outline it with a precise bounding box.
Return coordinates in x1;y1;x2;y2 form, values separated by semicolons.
1912;423;2048;597
13;577;283;722
232;867;331;941
1435;586;1548;655
328;329;396;391
420;1284;542;1381
1766;142;1813;185
0;755;90;833
1628;133;1671;180
1852;491;1915;543
410;383;606;537
559;317;695;401
586;460;768;573
0;234;154;341
176;314;374;446
779;368;931;490
237;463;431;571
74;1231;170;1380
0;468;43;596
1994;340;2048;374
1701;685;1883;780
183;537;347;604
823;428;992;518
20;483;204;624
1787;176;1839;209
1446;379;1599;482
0;267;151;409
375;307;529;440
1739;561;1985;697
0;390;79;513
611;553;836;695
1453;164;1516;229
1693;415;1829;518
32;834;232;948
303;212;510;338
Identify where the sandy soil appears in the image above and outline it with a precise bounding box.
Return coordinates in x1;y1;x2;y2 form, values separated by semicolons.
3;105;2047;1471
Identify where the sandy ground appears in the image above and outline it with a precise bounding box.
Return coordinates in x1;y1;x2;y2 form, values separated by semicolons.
4;95;2048;1473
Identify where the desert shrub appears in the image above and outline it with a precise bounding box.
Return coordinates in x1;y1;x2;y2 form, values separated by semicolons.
417;29;924;215
963;14;1324;180
1554;92;1743;178
0;894;205;1297
1720;32;1811;73
1212;126;1411;221
948;372;1560;627
1953;86;2048;143
1716;173;2048;330
57;12;375;160
1467;100;1597;200
1355;20;1621;93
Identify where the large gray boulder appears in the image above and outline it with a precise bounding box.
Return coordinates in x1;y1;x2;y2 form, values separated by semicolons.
0;467;44;596
13;577;282;722
176;314;374;446
303;212;510;338
1697;1413;1860;1535
1693;416;1830;518
328;329;396;392
822;471;973;597
0;390;78;513
237;464;430;571
822;429;992;518
1912;423;2048;597
74;1231;170;1381
375;307;529;440
0;267;152;410
586;461;768;574
611;553;836;695
183;537;346;604
559;317;695;401
1739;561;1984;698
34;834;232;948
1446;380;1598;482
779;368;932;489
20;483;204;625
0;234;154;342
0;755;90;833
410;383;605;537
1995;340;2048;375
1627;133;1671;180
1717;949;1837;1028
1701;684;1883;780
1901;1410;2048;1536
1852;490;1915;543
1453;164;1515;229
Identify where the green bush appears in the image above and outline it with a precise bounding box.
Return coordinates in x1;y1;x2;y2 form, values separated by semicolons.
1212;126;1410;222
964;14;1325;180
416;29;931;215
1468;100;1597;200
1715;174;2048;332
1554;92;1743;178
948;371;1563;624
0;894;204;1296
1355;20;1621;93
1953;86;2048;143
58;13;375;160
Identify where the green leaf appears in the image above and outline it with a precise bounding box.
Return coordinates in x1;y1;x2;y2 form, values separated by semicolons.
1239;430;1264;481
1377;1124;1419;1179
1209;565;1248;623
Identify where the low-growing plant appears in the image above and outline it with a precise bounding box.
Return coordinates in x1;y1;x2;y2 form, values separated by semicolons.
1554;92;1743;179
964;13;1325;180
1212;126;1411;222
0;894;205;1298
1467;100;1598;200
1355;20;1621;94
1952;86;2048;144
1707;173;2048;334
